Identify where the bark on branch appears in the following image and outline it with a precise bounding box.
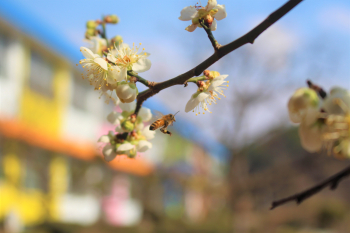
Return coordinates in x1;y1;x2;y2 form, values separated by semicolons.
270;165;350;210
135;0;303;114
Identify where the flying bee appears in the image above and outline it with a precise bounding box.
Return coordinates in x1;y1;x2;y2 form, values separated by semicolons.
149;111;179;136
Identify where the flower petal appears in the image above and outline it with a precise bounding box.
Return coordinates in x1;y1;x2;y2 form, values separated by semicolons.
103;144;116;162
132;58;152;73
213;4;227;20
299;121;323;153
186;24;198;32
107;111;122;125
139;107;152;122
107;53;117;63
136;140;152;152
80;47;95;59
115;125;125;133
94;57;108;71
107;66;124;84
117;143;134;152
142;127;156;140
98;135;110;143
119;102;136;112
205;0;217;11
210;19;217;31
185;92;210;112
179;6;198;21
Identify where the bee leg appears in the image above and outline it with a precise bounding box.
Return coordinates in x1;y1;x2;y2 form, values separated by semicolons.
160;127;172;136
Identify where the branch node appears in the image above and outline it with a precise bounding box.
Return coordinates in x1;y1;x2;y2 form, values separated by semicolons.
184;81;188;87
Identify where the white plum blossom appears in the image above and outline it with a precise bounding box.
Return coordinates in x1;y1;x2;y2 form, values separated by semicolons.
107;42;151;79
85;37;107;56
179;0;227;32
287;88;320;124
288;85;350;159
116;82;138;103
185;74;229;115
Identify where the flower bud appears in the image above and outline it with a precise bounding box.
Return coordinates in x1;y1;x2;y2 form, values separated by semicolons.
85;28;96;38
111;35;123;47
204;14;213;26
121;120;135;132
105;15;119;24
288;88;319;123
116;82;138;103
86;20;98;29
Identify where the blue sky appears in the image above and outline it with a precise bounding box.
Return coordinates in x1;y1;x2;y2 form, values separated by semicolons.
6;0;350;145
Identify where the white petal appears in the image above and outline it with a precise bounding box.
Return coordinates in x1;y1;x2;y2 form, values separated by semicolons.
136;123;144;131
119;101;136;112
117;143;134;152
103;144;116;162
107;111;122;125
210;19;217;31
107;53;117;63
323;87;350;115
299;121;323;153
136;140;152;152
107;66;126;84
213;4;227;20
115;125;125;133
215;74;228;80
179;6;198;21
142;127;155;140
132;58;152;73
205;0;217;11
80;47;95;59
186;24;198;32
139;107;152;122
116;84;137;100
117;43;130;51
98;135;110;143
209;80;226;89
94;57;108;71
120;94;137;103
197;92;210;102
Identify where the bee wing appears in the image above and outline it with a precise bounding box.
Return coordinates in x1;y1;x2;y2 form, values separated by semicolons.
150;110;165;122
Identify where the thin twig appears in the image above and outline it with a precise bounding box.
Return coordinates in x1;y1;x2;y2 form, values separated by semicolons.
270;165;350;210
199;20;220;51
134;0;303;114
128;70;152;87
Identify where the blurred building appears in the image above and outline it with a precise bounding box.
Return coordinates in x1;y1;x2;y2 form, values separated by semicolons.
0;1;229;232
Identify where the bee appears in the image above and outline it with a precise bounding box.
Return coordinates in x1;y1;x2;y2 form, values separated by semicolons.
149;111;179;136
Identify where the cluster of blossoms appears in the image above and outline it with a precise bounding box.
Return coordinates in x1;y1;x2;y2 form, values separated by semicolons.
79;42;151;104
78;1;231;162
179;0;227;32
288;85;350;159
185;70;229;115
98;102;155;161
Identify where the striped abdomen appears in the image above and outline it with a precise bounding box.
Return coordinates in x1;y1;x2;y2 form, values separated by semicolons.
149;120;165;130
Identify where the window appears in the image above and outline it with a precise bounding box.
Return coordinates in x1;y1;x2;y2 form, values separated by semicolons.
29;51;54;97
0;33;10;79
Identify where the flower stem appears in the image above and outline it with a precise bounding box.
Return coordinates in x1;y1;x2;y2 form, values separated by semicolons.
187;76;207;83
199;19;220;51
100;21;109;47
127;70;152;87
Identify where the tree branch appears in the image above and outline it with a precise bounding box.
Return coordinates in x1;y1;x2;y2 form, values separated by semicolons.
270;165;350;210
134;0;303;114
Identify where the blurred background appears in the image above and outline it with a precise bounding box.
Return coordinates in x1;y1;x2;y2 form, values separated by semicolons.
0;0;350;232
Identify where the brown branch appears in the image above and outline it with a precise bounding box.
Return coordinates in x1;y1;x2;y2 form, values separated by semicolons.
134;0;303;114
270;165;350;210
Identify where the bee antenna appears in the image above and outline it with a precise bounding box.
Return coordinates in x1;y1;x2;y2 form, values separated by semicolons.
173;111;180;118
